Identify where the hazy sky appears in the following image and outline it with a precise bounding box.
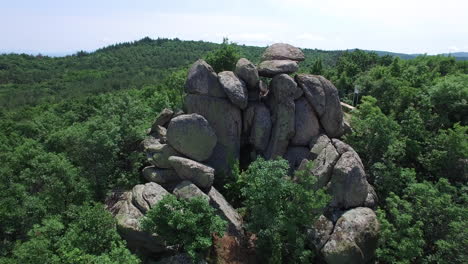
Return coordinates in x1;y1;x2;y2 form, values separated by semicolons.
1;0;467;55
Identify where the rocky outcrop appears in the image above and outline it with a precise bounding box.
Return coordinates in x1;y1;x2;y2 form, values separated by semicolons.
109;43;379;264
218;71;248;109
167;114;217;162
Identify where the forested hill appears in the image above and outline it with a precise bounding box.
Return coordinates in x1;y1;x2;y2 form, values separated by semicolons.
0;38;340;109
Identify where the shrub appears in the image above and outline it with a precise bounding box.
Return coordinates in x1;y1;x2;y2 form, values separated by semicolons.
241;158;330;263
141;195;227;261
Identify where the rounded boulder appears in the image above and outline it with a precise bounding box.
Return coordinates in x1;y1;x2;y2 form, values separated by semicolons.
167;114;217;161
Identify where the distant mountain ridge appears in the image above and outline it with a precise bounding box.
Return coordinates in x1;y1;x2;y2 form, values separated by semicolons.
2;39;468;60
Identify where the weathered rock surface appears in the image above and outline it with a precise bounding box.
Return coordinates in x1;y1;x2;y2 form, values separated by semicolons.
218;71;248;109
322;207;379;264
184;94;242;175
258;60;298;77
149;125;167;143
185;59;226;98
307;215;334;250
309;134;332;159
106;184;169;255
149;143;180;168
270;74;303;103
291;97;320;146
330;150;369;209
295;74;344;138
249;103;272;153
262;43;305;61
265;101;295;159
142;166;180;184
299;141;340;189
208;187;243;236
235;58;259;89
151;108;174;131
168;156;215;190
167;114;217;162
141;136;163;153
285;146;310;171
173;180;209;201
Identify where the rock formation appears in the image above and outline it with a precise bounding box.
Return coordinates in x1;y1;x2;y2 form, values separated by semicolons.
107;43;379;263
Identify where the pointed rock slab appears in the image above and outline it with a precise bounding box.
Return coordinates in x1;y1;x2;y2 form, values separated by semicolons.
235;58;259;89
291;97;320;146
167;114;217;162
218;71;248;109
258;60;299;77
150;108;174;132
184;94;242;177
262;43;305;61
307;215;334;251
299;141;340;189
185;59;226;98
265;101;295;159
173;180;209;201
295;74;344;138
208;187;244;236
270;74;303;103
142;166;180;184
168;156;215;190
322;207;379;264
309;134;332;160
330;149;369;209
149;143;181;168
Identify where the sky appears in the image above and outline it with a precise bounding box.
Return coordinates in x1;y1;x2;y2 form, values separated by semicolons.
1;0;467;55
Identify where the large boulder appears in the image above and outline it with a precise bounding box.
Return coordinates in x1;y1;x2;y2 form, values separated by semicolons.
149;143;181;168
141;136;163;153
322;207;379;264
295;74;344;138
106;184;170;255
270;74;303;103
218;71;248;109
185;59;226;98
330;150;369;209
167;114;217;162
208;187;244;236
168;156;215;190
184;94;242;176
131;182;170;214
258;60;299;77
235;58;259;89
142;166;180;185
261;43;305;61
265;101;295;159
309;134;332;159
291;97;320;146
249;103;272;153
172;180;209;201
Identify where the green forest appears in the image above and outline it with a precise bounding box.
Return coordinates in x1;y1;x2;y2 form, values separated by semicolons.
0;38;466;263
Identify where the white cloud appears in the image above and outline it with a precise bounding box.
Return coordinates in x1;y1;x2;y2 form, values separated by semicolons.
296;33;326;41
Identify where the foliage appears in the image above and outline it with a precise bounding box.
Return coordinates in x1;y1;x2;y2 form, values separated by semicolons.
240;158;330;263
141;195;227;261
205;38;241;73
1;203;140;264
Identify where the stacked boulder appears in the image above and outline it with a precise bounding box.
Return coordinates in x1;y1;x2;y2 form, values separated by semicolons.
108;43;379;264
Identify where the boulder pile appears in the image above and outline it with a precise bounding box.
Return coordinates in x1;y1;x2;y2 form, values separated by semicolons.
107;43;379;264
